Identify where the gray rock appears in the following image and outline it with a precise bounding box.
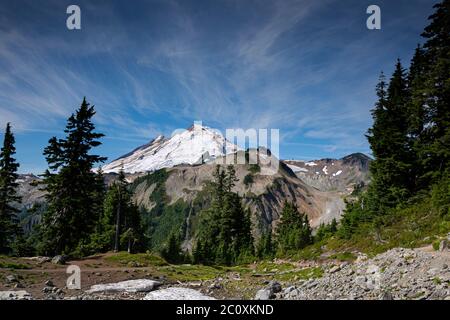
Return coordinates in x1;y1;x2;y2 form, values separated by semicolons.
255;288;274;300
439;240;448;252
329;265;341;273
45;280;54;287
51;255;66;265
366;264;379;274
284;286;296;294
355;275;367;288
380;291;394;300
5;275;18;283
268;281;282;293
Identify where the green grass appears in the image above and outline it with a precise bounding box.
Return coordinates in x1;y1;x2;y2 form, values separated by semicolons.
254;261;296;273
273;267;323;282
295;198;450;258
330;251;357;262
0;261;31;269
159;264;225;281
105;252;168;267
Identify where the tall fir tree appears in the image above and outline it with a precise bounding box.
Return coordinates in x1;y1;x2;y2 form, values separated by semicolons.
194;165;254;265
406;45;429;191
88;168;144;254
275;201;312;254
256;230;274;259
419;0;450;183
366;61;412;213
0;123;21;253
39;98;106;256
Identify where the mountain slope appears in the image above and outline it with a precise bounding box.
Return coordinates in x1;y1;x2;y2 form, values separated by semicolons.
283;153;371;193
103;124;239;173
127;150;345;250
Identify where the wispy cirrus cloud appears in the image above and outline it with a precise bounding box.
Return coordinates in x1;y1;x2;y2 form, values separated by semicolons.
0;0;435;172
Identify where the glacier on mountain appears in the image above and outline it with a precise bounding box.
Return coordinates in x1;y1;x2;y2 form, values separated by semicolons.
102;123;240;173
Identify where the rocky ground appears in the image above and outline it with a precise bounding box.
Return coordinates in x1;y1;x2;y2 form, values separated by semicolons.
1;244;448;300
257;246;450;300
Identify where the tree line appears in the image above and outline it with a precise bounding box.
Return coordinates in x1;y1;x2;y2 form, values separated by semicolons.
0;98;315;263
338;0;449;239
0;99;144;257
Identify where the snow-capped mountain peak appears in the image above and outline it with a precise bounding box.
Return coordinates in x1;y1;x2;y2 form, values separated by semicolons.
103;123;240;173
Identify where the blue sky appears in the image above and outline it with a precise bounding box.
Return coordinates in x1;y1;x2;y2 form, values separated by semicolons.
0;0;436;173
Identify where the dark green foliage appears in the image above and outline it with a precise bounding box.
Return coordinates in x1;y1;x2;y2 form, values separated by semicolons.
276;202;312;254
366;63;412;213
243;173;254;187
194;165;255;265
160;232;185;264
148;200;190;251
248;164;261;174
85;169;144;255
130;169;190;251
315;218;337;242
256;230;275;259
419;0;450;185
38;98;107;256
340;1;450;240
0;123;21;254
131;169;169;217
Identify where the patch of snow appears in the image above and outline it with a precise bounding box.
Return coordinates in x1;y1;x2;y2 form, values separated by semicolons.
332;170;343;177
305;162;317;166
143;287;216;300
103;124;240;173
86;279;161;293
322;166;328;175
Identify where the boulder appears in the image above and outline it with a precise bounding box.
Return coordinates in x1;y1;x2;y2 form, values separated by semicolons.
255;288;274;300
51;255;66;265
268;281;282;293
5;275;18;283
45;280;54;287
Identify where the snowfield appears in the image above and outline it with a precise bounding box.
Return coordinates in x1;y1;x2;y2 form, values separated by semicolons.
103;124;240;173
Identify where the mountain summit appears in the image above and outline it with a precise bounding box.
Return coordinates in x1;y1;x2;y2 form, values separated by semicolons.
103;123;239;173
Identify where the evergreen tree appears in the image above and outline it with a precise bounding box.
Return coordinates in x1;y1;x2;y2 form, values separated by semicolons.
366;62;411;213
88;169;144;254
419;0;450;183
256;230;274;260
39;98;106;255
194;165;254;265
0;123;21;253
160;232;183;264
406;45;429;191
276;202;312;254
315;218;338;242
